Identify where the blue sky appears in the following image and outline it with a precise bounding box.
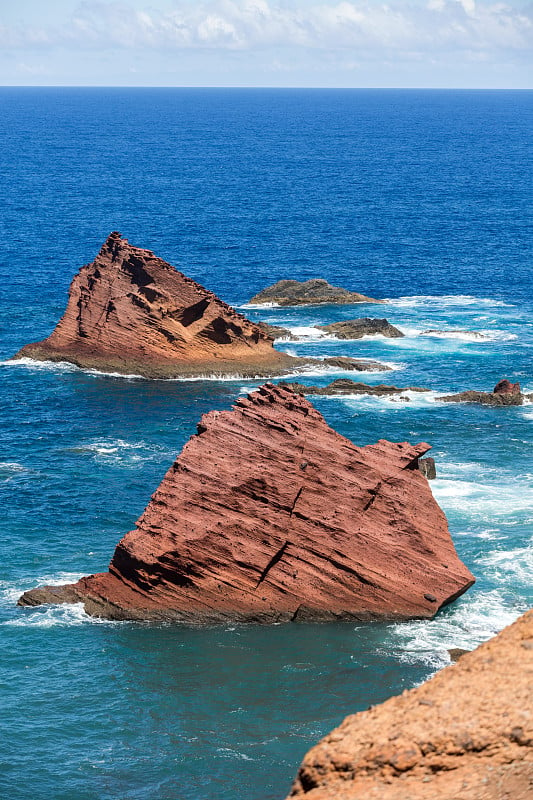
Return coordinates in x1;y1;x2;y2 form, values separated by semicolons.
1;0;531;87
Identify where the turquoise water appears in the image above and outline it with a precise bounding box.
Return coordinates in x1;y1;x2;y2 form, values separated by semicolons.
0;89;531;799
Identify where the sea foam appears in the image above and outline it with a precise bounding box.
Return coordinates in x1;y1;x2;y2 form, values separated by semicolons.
387;590;526;670
384;294;514;309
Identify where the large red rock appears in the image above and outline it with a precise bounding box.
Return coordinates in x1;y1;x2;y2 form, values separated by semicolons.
287;610;533;800
18;384;474;622
13;232;297;378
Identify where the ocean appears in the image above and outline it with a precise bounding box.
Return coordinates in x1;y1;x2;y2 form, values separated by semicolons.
0;88;531;800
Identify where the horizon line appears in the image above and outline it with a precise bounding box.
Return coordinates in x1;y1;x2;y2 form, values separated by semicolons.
1;84;532;91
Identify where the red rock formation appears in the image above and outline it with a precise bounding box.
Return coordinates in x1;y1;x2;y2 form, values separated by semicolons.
288;610;533;800
493;378;521;395
13;232;297;378
18;384;473;622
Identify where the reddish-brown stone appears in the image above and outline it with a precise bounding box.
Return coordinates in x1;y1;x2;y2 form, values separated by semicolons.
287;610;533;800
18;384;473;622
493;379;521;395
12;232;297;378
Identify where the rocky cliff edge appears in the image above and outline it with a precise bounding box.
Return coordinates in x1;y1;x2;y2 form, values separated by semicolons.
288;610;533;800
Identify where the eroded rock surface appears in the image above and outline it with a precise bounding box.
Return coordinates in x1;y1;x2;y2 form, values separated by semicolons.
318;357;391;373
421;329;488;340
317;318;404;339
256;322;297;341
418;457;437;480
288;610;533;800
249;279;384;306
18;384;473;623
439;379;524;407
279;379;429;397
13;232;298;378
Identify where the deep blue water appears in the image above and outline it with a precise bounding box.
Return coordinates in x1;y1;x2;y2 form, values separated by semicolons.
0;88;532;800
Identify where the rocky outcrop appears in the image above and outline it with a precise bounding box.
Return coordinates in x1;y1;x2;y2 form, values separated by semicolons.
421;329;488;340
249;280;384;306
439;379;524;407
418;457;437;480
493;379;521;395
317;318;404;339
318;357;391;373
288;610;533;800
256;322;297;341
18;384;473;623
279;379;429;397
12;233;299;379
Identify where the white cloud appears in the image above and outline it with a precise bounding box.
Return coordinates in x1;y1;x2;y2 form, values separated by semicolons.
0;1;531;63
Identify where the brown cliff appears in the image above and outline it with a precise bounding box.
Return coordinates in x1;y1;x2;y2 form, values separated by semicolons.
12;232;297;379
288;610;533;800
18;384;473;622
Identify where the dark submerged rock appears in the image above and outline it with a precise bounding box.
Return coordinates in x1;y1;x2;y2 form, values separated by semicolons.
418;457;437;480
279;379;429;397
317;318;404;339
439;380;524;407
249;279;384;306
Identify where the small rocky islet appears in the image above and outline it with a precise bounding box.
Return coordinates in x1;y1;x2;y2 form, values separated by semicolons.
248;278;385;306
18;383;474;622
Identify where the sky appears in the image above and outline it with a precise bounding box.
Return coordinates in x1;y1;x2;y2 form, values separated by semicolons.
0;0;531;87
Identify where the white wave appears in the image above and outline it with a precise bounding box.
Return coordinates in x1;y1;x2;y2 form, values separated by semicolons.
384;295;513;308
0;572;124;627
435;460;499;480
239;302;279;309
1;357;313;384
286;326;332;340
1;357;147;380
419;329;516;342
70;438;167;467
4;602;115;628
333;389;444;409
0;462;28;481
0;572;86;606
216;748;254;761
476;544;533;586
388;590;525;670
431;478;533;519
419;330;487;341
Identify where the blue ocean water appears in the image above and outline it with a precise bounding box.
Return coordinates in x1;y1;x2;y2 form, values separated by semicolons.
0;88;531;800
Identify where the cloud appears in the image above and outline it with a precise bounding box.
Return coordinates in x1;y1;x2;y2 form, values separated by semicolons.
0;0;531;60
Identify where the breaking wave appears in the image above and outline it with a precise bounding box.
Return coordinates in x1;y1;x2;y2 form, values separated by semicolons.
68;438;169;468
388;590;526;670
384;295;514;308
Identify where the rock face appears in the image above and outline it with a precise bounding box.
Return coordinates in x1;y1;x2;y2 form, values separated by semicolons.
279;379;429;397
256;322;297;341
288;610;533;800
439;379;524;407
418;457;437;480
249;279;384;306
318;357;391;373
18;384;473;623
13;232;298;379
317;318;404;339
493;379;521;395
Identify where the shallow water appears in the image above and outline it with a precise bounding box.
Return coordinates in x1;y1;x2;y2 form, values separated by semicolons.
0;88;531;800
